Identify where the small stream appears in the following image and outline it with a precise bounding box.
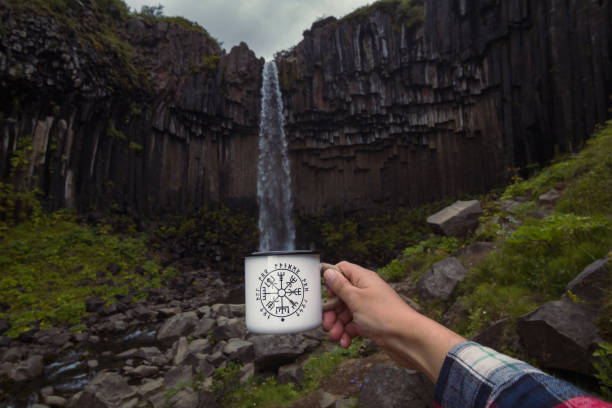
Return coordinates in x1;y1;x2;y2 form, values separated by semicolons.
1;325;159;408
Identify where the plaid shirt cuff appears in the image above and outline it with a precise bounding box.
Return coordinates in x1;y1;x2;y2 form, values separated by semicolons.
434;341;610;408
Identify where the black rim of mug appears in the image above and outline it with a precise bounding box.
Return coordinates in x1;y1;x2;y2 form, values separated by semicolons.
248;250;319;257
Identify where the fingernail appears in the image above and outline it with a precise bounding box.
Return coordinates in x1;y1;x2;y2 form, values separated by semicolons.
324;268;337;285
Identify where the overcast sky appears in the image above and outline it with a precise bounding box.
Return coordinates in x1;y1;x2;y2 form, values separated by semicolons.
124;0;372;60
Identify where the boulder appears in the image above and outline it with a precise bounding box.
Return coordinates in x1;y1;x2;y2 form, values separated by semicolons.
538;188;561;205
213;317;247;341
136;378;164;399
188;338;212;355
472;318;514;351
319;392;342;408
157;312;199;341
9;355;44;382
251;334;320;371
239;362;255;384
427;200;482;237
132;365;159;378
458;241;497;268
359;364;434;408
517;299;601;374
164;365;193;389
416;257;468;301
564;257;610;308
138;346;162;359
172;337;189;365
277;362;304;384
222;339;254;363
166;388;198;408
193;317;216;338
72;371;136;408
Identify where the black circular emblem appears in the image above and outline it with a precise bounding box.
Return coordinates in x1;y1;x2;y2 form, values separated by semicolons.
255;263;308;321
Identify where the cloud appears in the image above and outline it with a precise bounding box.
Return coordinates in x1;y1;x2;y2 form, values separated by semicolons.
123;0;372;60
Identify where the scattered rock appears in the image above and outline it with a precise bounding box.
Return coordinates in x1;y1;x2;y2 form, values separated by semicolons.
43;395;67;407
85;297;105;313
538;188;561;205
251;334;320;371
499;199;522;213
239;362;254;384
416;257;468;301
164;365;193;389
223;339;254;363
427;200;482;237
73;371;136;407
359;364;434;408
193;317;216;338
213;317;247;341
206;351;226;367
9;355;44;382
517;299;601;374
40;386;54;397
136;378;164;399
157;312;199;341
319;391;341;408
132;365;159;378
172;337;190;365
188;338;212;355
564;257;610;308
458;241;497;268
277;362;304;384
87;360;98;369
166;388;198;408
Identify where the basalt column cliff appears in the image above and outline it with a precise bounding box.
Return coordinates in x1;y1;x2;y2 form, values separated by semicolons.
277;0;612;214
1;0;611;216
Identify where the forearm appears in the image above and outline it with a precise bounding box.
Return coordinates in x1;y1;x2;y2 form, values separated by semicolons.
379;305;465;382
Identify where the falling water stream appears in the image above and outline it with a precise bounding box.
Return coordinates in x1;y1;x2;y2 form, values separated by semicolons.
256;60;296;251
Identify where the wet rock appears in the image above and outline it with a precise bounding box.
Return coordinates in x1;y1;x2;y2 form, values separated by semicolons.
9;354;44;381
416;257;468;301
139;346;162;359
157;311;199;341
359;364;434;408
116;348;138;359
538;188;561;205
427;200;482;237
251;334;320;371
223;339;254;363
213;317;247;341
73;371;136;407
87;360;99;369
517;299;601;375
40;386;54;397
277;362;304;384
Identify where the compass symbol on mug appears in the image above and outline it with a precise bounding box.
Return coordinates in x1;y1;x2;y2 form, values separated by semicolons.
255;264;308;321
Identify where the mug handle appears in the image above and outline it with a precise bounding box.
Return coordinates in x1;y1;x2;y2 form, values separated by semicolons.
321;263;346;312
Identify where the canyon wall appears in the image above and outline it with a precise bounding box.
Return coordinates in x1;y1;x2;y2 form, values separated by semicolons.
277;0;612;214
0;1;263;217
1;0;611;217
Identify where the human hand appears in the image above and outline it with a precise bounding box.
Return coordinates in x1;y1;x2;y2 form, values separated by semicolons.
321;261;465;381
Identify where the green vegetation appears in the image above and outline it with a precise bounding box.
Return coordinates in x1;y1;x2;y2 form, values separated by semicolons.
377;236;463;282
301;201;450;268
0;207;175;337
213;340;364;408
594;342;612;400
342;0;425;28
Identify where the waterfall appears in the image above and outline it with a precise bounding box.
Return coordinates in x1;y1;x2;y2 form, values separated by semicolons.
256;61;296;251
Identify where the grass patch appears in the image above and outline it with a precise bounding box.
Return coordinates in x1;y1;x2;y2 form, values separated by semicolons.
213;340;363;408
377;236;464;282
0;210;174;337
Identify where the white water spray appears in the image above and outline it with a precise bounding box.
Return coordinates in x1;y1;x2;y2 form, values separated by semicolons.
256;61;295;251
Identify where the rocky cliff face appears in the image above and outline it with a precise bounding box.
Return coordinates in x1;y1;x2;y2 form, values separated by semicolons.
277;0;612;214
0;0;263;216
1;0;610;217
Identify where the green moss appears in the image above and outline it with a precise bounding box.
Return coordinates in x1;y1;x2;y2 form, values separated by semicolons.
128;141;143;152
0;207;173;337
341;0;425;29
212;340;364;408
107;121;127;141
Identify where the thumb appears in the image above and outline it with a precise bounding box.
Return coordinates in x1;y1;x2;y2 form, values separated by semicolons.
323;267;357;308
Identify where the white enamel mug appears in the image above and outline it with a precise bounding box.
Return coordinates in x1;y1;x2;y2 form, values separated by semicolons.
245;250;322;334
